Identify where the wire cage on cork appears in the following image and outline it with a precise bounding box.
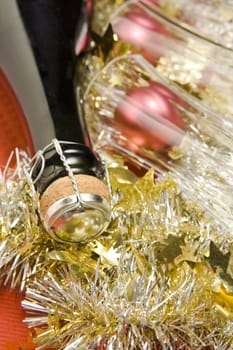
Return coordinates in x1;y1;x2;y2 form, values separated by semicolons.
30;139;112;244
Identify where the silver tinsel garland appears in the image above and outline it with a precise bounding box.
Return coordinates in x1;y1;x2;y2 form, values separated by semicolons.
1;154;233;349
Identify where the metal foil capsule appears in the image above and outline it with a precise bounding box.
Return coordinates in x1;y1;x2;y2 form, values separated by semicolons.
31;139;111;243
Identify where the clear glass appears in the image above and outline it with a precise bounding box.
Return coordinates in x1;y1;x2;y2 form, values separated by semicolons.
79;54;233;234
108;0;233;118
140;0;233;50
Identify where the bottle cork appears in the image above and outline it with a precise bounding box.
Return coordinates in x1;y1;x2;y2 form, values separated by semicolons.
40;174;111;219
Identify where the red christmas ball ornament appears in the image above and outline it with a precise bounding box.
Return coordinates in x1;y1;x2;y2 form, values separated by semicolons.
149;81;187;108
123;11;167;35
112;8;168;61
114;81;185;152
140;0;160;8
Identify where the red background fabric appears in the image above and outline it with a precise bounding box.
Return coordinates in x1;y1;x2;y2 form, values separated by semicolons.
0;287;32;350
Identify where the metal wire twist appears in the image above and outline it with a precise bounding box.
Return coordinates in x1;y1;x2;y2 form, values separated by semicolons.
52;139;84;209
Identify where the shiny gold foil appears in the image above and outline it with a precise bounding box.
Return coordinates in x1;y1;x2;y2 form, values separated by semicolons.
91;0;125;36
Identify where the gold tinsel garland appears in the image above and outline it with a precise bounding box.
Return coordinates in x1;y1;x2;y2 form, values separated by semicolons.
0;152;233;349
